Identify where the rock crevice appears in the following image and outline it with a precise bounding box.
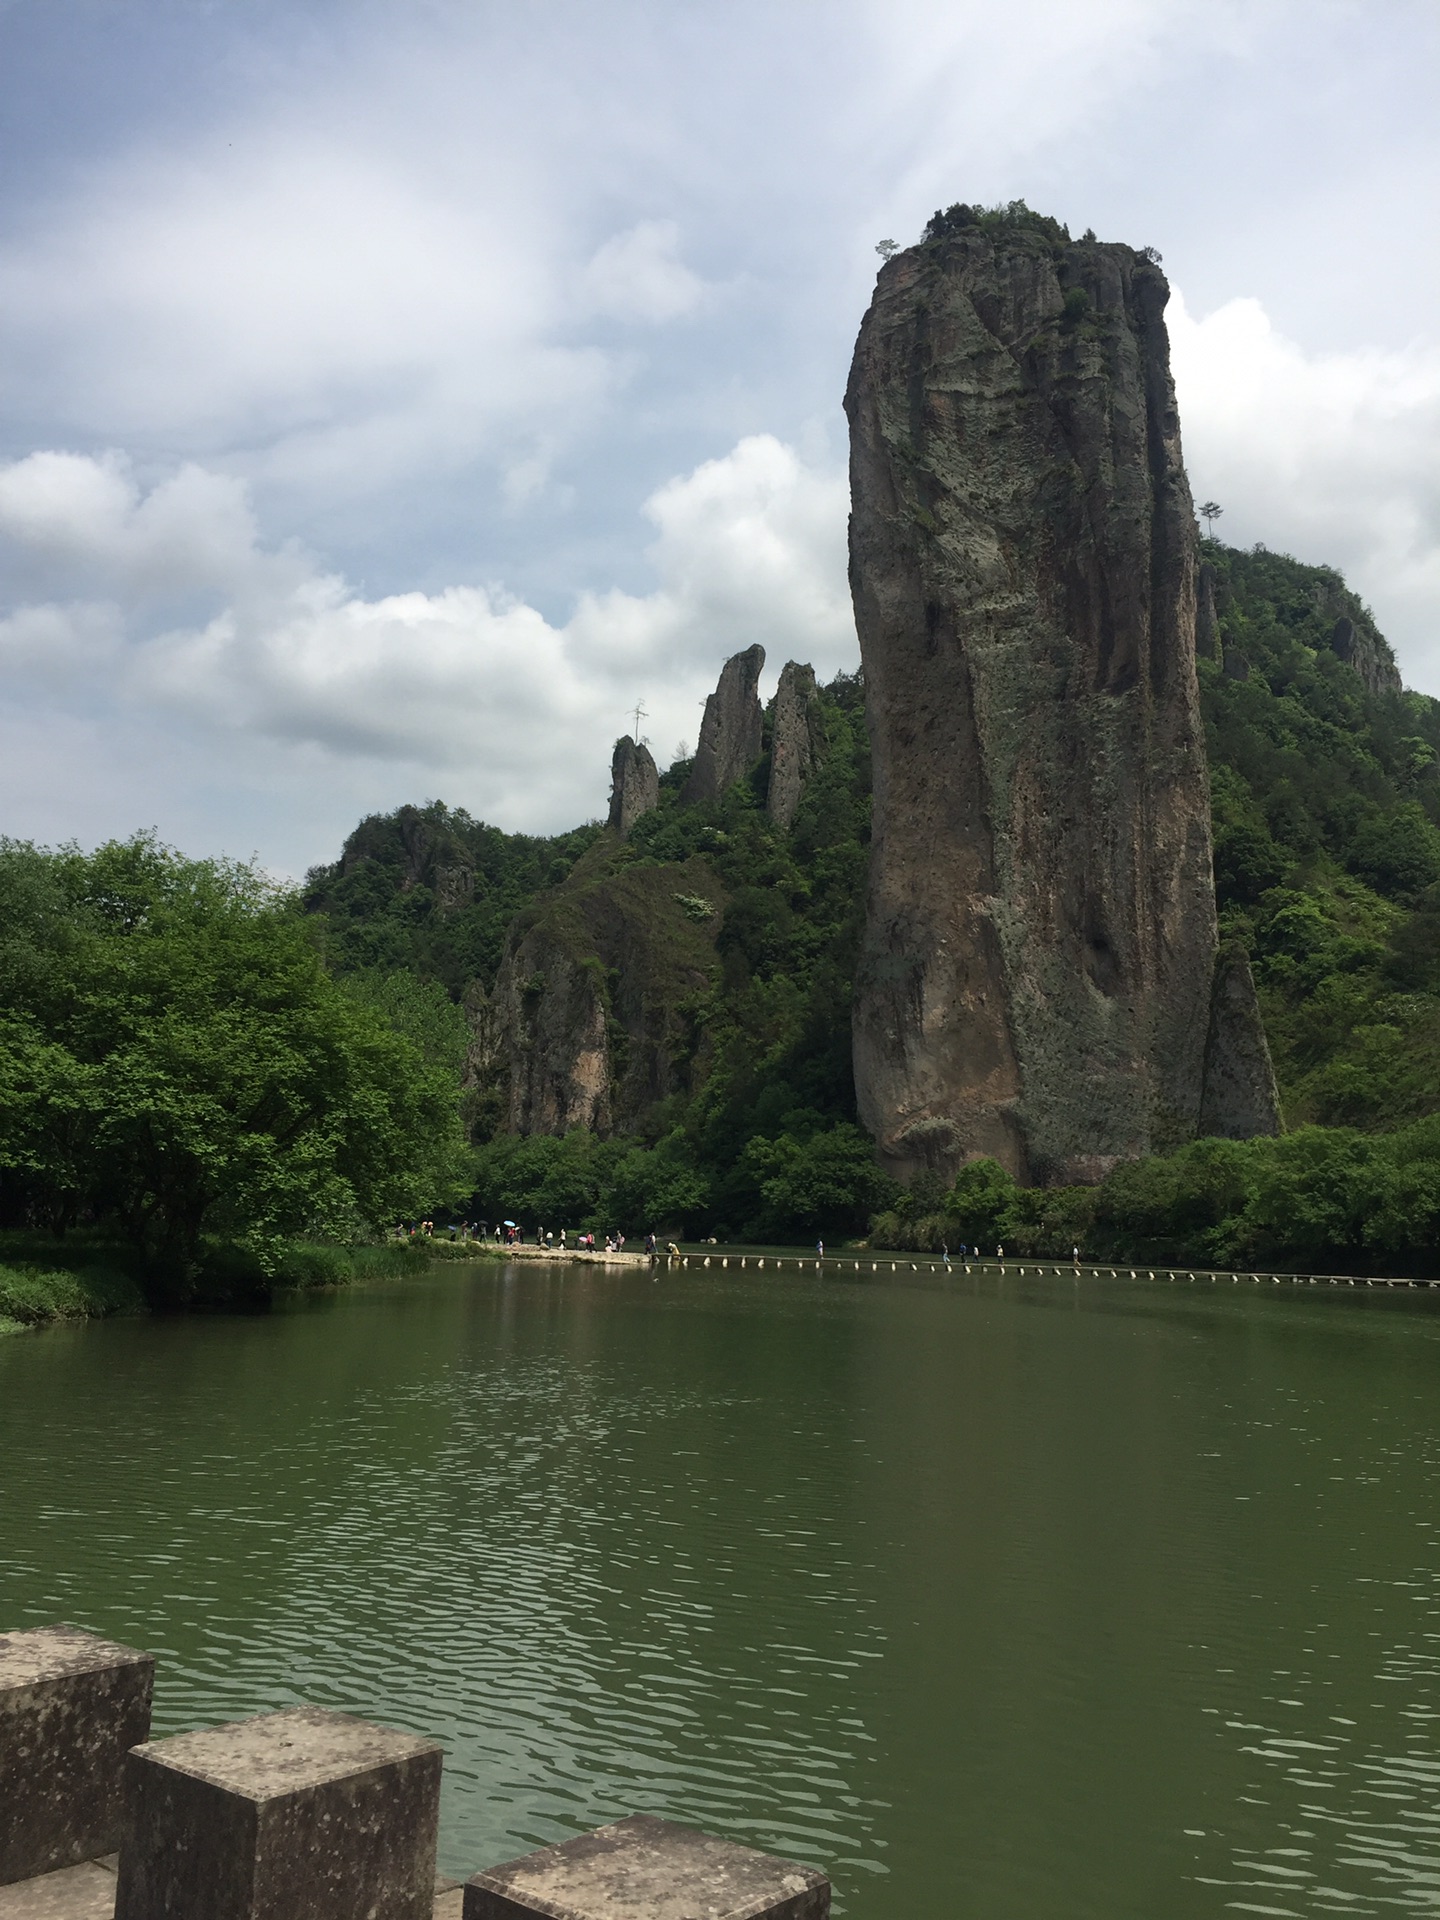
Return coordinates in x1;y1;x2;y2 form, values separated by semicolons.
1198;944;1283;1140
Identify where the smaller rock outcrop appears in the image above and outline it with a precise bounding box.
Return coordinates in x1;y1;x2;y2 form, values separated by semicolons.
608;736;659;835
766;662;823;829
474;841;726;1138
682;645;765;806
1329;615;1402;697
1199;945;1283;1139
433;865;474;914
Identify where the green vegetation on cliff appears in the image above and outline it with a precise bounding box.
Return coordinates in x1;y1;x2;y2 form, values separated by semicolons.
626;670;871;1168
466;671;883;1237
1201;541;1440;1131
305;802;601;994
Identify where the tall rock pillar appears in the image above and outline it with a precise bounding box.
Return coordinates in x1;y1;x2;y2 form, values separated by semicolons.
846;208;1227;1185
682;645;765;806
767;661;823;829
608;736;659;835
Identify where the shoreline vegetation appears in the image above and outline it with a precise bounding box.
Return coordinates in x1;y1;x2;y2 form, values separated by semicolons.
9;1225;1438;1340
0;1231;684;1334
0;1233;508;1334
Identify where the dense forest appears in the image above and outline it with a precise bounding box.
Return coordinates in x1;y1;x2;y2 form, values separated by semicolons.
6;538;1440;1300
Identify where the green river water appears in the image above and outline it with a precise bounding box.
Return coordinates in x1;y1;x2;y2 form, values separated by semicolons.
4;1260;1440;1917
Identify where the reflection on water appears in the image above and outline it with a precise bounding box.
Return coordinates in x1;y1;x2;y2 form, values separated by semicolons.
4;1264;1440;1917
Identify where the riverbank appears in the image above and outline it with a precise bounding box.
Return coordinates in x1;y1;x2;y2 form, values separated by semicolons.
0;1231;658;1333
0;1234;445;1333
14;1227;1428;1338
0;1250;145;1334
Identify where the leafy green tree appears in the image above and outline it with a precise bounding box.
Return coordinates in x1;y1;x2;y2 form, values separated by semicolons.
0;836;470;1293
943;1157;1018;1248
609;1132;710;1233
338;968;471;1075
738;1124;900;1239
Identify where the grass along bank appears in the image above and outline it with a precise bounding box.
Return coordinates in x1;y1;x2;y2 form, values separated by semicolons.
0;1232;501;1333
0;1242;145;1333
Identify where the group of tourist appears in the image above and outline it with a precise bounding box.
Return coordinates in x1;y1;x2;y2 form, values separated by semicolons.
393;1219;659;1254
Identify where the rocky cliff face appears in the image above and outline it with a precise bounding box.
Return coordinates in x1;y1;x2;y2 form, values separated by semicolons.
608;736;660;835
682;645;765;806
766;662;823;829
1328;614;1401;697
846;206;1263;1185
471;841;724;1136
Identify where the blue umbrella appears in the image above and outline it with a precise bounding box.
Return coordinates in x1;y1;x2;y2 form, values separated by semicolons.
503;1220;517;1228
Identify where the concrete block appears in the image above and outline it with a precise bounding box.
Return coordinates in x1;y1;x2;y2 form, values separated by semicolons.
463;1815;830;1920
113;1706;442;1920
0;1626;154;1885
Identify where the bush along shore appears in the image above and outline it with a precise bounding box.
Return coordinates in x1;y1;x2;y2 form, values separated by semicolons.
0;1233;493;1334
0;1240;145;1333
868;1117;1440;1280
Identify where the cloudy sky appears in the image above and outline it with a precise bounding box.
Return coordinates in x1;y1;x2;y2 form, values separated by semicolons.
1;0;1437;874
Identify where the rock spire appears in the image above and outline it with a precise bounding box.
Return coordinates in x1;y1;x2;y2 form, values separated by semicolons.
846;206;1276;1184
682;645;765;806
608;736;659;836
766;661;823;829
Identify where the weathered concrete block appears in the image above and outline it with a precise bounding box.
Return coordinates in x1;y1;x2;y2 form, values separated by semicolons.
113;1706;442;1920
464;1815;829;1920
0;1625;154;1885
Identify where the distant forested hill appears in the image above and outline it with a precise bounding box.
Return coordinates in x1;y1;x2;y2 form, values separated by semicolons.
305;804;603;997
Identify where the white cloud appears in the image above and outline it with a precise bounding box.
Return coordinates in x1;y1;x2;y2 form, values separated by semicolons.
0;436;855;852
581;221;705;323
0;451;301;599
1170;290;1440;687
0;129;614;519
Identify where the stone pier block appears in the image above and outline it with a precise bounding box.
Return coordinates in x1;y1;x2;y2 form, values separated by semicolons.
463;1815;829;1920
0;1625;154;1885
113;1706;442;1920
